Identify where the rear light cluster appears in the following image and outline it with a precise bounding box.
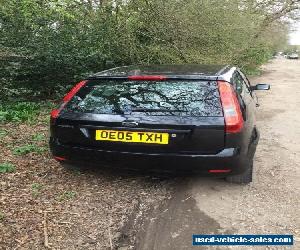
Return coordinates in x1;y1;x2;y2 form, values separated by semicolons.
50;80;87;122
217;81;243;133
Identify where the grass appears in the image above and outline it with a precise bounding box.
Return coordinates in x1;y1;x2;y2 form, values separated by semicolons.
57;191;77;201
31;183;43;197
32;133;45;142
0;212;4;221
0;129;8;138
13;144;47;156
0;163;16;173
244;67;263;77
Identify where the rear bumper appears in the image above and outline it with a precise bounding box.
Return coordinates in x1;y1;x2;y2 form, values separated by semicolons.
50;138;251;176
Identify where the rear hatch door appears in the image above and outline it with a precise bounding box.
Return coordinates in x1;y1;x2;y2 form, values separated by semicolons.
53;79;225;154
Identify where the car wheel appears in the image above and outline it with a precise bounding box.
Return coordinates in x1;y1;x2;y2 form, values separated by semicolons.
225;162;253;184
60;162;89;171
60;162;74;169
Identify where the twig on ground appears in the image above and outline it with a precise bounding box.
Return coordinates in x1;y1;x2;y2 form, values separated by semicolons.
108;216;113;250
62;212;80;216
43;211;51;249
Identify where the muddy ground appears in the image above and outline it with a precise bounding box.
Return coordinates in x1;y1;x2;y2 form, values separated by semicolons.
134;58;300;250
0;58;299;249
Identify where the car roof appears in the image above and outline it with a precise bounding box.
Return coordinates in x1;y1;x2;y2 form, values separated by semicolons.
87;64;235;81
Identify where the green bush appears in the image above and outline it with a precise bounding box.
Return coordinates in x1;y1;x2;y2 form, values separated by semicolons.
0;163;16;173
0;102;40;123
0;0;294;99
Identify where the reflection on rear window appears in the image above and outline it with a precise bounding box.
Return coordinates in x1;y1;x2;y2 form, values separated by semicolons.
64;80;223;117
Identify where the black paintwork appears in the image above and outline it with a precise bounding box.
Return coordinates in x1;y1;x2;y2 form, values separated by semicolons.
50;64;262;176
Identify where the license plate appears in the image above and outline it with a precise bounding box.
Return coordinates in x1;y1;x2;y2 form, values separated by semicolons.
95;130;169;145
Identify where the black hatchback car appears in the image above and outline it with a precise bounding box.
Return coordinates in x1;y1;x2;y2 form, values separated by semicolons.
50;65;270;184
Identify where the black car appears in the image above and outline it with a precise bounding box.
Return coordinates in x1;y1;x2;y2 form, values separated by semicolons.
50;65;270;184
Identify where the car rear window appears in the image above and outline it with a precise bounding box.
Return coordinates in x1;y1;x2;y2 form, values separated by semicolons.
63;80;223;117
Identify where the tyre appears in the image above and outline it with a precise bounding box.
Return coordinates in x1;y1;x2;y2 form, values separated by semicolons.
60;162;75;170
225;162;253;184
59;162;89;171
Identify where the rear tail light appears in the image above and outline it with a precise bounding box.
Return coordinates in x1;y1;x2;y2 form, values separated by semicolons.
217;81;243;133
50;80;87;122
128;75;167;81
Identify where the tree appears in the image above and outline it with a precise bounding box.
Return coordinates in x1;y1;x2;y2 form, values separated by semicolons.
0;0;298;99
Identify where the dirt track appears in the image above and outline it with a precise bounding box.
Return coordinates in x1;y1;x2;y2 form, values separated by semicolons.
134;58;300;250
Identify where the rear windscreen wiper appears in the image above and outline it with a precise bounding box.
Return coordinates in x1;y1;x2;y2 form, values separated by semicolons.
130;108;185;112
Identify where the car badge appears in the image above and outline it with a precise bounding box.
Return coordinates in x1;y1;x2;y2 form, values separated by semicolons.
122;121;139;127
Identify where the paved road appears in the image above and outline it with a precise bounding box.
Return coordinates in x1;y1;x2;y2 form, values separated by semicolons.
136;59;300;250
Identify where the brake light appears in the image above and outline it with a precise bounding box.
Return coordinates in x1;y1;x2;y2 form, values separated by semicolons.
128;75;167;81
209;169;231;173
50;109;60;119
50;80;87;121
63;80;87;102
217;81;243;133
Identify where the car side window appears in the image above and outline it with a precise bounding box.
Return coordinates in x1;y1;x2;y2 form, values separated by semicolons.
233;72;244;95
238;70;252;94
233;71;252;97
